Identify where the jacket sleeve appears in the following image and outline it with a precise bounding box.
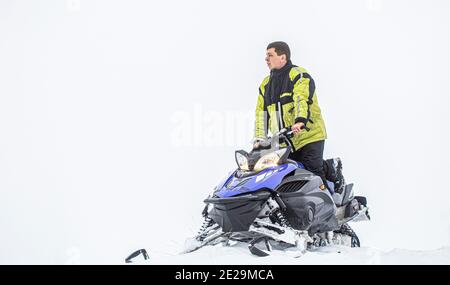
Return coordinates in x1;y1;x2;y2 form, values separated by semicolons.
293;73;315;125
254;87;267;140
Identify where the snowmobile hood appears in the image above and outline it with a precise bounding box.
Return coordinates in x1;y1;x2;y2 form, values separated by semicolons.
214;163;299;198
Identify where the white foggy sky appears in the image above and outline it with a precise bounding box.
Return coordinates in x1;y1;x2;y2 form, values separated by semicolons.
1;0;450;264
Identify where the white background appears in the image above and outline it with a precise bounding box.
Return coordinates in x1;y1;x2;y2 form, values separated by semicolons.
1;0;449;264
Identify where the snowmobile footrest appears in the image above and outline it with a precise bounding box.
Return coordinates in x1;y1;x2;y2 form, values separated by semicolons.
248;236;272;257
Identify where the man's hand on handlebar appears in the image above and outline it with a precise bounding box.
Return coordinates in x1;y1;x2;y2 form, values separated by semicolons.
292;122;305;135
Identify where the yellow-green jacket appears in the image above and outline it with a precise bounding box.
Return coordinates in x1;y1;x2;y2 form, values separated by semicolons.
254;66;327;151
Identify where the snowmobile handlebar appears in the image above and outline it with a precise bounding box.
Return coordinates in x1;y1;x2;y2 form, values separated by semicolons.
274;126;294;138
274;127;294;145
254;125;309;151
275;124;310;139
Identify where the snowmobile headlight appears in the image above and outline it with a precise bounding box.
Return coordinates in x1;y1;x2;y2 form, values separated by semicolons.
253;149;287;172
235;151;249;171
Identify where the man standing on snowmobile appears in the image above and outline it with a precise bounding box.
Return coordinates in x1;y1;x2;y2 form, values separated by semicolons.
253;41;336;190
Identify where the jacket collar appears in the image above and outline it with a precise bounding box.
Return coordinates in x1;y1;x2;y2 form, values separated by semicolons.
270;60;293;77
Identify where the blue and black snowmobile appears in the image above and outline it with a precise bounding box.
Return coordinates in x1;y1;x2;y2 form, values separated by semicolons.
183;127;370;257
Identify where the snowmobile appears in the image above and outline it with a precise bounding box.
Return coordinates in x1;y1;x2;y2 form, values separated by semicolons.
183;126;370;257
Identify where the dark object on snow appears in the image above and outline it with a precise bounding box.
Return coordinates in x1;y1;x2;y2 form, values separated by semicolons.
125;249;149;263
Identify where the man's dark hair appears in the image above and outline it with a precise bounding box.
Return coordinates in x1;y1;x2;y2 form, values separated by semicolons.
267;41;291;61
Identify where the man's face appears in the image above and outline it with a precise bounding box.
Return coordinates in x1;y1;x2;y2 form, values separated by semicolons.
265;48;287;70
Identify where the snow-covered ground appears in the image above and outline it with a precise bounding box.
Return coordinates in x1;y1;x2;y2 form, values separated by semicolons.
134;242;450;265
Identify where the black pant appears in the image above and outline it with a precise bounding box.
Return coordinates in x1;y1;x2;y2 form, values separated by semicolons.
288;140;328;187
